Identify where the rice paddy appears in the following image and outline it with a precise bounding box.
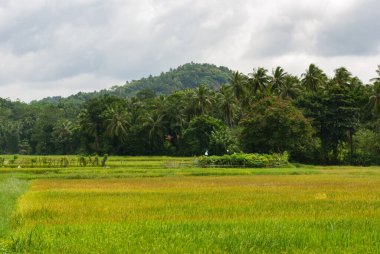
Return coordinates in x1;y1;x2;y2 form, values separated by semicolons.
1;157;380;253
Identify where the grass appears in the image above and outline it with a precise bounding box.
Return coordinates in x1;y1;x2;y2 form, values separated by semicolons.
0;176;28;253
1;156;380;253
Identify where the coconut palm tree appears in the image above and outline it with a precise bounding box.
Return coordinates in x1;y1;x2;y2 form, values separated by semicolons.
103;106;130;140
368;83;380;117
248;67;270;96
141;111;165;145
370;65;380;83
193;84;213;115
333;67;352;88
218;85;237;127
278;75;301;100
270;66;287;94
229;71;247;102
78;109;101;151
52;119;74;154
301;64;326;92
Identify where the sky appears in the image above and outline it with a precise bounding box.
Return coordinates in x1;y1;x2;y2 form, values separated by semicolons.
0;0;379;102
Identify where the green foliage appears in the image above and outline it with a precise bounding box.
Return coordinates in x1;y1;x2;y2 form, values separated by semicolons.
347;128;380;165
240;97;315;162
208;129;240;155
0;63;379;165
296;85;361;163
198;152;289;168
182;116;225;156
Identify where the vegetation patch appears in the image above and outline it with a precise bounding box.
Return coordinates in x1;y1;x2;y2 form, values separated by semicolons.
198;153;290;168
0;176;28;251
5;174;380;253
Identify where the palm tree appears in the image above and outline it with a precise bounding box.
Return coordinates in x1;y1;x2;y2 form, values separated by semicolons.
270;66;287;94
278;75;301;100
194;84;213;115
104;106;130;140
141;111;165;145
151;95;167;115
301;64;326;92
163;91;190;150
333;67;352;87
52;119;74;154
78;109;101;151
248;67;270;96
368;83;380;117
126;97;143;124
218;85;237;127
370;65;380;83
229;71;247;102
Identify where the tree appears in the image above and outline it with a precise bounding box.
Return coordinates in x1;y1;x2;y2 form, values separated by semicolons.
141;111;165;144
296;86;360;163
0;120;20;154
182;116;225;155
333;67;352;87
278;75;301;100
217;85;237;127
248;67;270;96
193;84;213;115
368;83;380;117
352;128;380;165
229;71;247;102
269;66;287;94
301;64;326;92
78;95;125;153
163;91;188;151
240;97;315;162
30;105;63;154
52;119;75;154
103;106;130;140
370;65;380;83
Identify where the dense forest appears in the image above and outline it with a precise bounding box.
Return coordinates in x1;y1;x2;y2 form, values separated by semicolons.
1;62;380;165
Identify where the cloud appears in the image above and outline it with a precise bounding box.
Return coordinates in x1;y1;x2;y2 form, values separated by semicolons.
317;0;380;56
0;0;378;101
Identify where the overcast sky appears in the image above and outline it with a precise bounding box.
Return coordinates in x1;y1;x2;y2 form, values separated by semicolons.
0;0;379;102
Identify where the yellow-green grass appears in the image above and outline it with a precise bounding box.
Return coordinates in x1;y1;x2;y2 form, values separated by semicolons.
6;174;380;253
1;157;322;180
0;155;194;169
0;176;28;253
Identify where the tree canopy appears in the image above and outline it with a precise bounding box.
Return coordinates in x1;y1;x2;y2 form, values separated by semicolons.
0;62;379;165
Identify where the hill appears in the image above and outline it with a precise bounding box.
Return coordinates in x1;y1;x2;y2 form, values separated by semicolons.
36;63;234;104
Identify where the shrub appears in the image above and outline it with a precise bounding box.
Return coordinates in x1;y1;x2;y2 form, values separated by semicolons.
198;152;290;168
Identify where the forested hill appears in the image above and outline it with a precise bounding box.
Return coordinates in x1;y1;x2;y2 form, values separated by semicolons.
37;63;234;104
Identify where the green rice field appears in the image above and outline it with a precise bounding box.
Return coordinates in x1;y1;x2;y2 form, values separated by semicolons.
1;156;380;253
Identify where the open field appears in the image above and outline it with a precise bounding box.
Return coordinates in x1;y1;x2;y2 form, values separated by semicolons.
1;157;380;253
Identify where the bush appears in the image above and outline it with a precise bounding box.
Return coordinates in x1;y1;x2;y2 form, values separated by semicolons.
344;151;379;166
198;152;290;168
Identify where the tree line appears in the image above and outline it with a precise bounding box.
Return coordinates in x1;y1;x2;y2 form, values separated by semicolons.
1;64;380;165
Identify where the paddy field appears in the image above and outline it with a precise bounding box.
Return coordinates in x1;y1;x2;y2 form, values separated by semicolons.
1;156;380;253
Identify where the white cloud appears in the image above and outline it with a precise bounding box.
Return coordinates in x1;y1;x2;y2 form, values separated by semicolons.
0;0;379;102
0;73;123;102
